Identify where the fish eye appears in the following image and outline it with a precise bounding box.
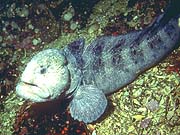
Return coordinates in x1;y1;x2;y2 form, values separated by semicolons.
40;68;47;74
40;65;48;74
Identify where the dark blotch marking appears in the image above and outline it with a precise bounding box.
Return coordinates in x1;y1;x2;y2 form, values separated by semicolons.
114;38;126;49
130;45;140;56
149;42;154;49
92;57;103;73
67;39;84;67
108;39;126;66
109;39;124;55
131;49;136;55
148;35;163;49
68;39;83;54
92;40;104;57
95;57;102;66
93;44;103;56
110;47;123;66
130;46;144;64
112;53;122;65
164;24;175;37
130;41;139;51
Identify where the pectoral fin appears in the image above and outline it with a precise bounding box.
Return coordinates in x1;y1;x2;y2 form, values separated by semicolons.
69;85;107;123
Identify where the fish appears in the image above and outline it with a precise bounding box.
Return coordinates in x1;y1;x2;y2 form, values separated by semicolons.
16;0;180;123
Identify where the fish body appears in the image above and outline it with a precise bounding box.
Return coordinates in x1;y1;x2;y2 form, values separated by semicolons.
82;14;180;95
16;0;180;123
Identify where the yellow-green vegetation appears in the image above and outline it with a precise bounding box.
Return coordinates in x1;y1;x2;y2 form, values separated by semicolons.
0;92;24;135
1;0;180;135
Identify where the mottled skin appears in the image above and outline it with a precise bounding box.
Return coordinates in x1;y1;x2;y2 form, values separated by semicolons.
65;1;180;123
16;1;180;123
82;15;180;95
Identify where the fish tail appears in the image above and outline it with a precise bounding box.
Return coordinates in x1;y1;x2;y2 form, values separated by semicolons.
132;0;180;45
148;0;180;33
129;0;180;72
157;0;180;27
159;0;180;49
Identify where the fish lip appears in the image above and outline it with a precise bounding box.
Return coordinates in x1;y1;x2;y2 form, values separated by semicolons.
19;81;52;100
22;81;38;87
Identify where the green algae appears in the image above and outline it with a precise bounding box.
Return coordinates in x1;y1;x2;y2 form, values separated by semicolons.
0;92;24;135
1;0;180;135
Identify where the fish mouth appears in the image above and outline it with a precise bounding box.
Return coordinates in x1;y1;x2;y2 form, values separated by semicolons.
16;81;52;102
22;81;38;87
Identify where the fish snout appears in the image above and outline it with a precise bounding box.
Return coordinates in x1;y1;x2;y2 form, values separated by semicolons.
16;81;52;102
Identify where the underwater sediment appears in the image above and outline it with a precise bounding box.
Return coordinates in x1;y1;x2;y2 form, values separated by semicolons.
0;0;180;135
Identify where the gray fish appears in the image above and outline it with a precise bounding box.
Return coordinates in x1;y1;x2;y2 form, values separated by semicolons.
16;0;180;123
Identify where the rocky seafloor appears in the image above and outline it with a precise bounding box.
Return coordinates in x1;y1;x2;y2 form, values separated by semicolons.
0;0;180;135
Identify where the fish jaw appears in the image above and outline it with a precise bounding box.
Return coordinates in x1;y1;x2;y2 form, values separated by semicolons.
16;81;52;102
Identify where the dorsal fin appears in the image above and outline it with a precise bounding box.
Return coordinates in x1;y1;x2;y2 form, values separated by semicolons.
63;38;85;68
68;38;84;54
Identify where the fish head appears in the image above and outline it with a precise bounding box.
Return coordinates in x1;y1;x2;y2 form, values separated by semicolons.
16;49;70;102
